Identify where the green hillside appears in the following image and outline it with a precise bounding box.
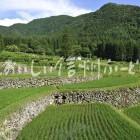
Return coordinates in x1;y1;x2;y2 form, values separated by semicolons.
0;3;140;38
9;15;74;36
0;2;140;140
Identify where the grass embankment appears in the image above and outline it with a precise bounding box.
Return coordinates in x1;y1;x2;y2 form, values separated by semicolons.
124;105;140;125
17;103;140;140
0;86;55;123
61;75;140;90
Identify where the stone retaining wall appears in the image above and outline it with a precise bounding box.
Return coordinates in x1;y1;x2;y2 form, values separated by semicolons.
0;76;100;89
54;88;140;108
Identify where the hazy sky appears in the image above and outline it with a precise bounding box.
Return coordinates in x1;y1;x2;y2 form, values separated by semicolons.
0;0;139;26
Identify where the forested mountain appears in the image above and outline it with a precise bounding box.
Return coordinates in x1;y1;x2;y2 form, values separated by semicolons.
0;3;140;61
1;3;140;38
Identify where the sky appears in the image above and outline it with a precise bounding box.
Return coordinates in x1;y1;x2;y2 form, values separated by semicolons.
0;0;140;26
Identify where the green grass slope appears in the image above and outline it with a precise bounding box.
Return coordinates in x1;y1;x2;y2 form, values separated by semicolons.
17;103;140;140
0;86;55;122
124;105;140;125
61;75;140;90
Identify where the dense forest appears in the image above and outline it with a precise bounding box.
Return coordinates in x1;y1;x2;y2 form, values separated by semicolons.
0;3;140;61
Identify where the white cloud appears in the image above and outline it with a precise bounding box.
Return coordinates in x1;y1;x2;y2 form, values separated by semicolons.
0;18;28;26
0;0;91;26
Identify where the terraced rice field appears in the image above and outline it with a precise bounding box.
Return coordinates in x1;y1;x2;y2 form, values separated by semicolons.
17;103;140;140
0;75;139;122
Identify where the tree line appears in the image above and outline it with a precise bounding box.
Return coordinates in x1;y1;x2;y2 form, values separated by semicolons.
0;31;139;62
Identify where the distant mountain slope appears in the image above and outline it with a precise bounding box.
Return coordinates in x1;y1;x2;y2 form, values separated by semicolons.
9;15;74;36
0;3;140;40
